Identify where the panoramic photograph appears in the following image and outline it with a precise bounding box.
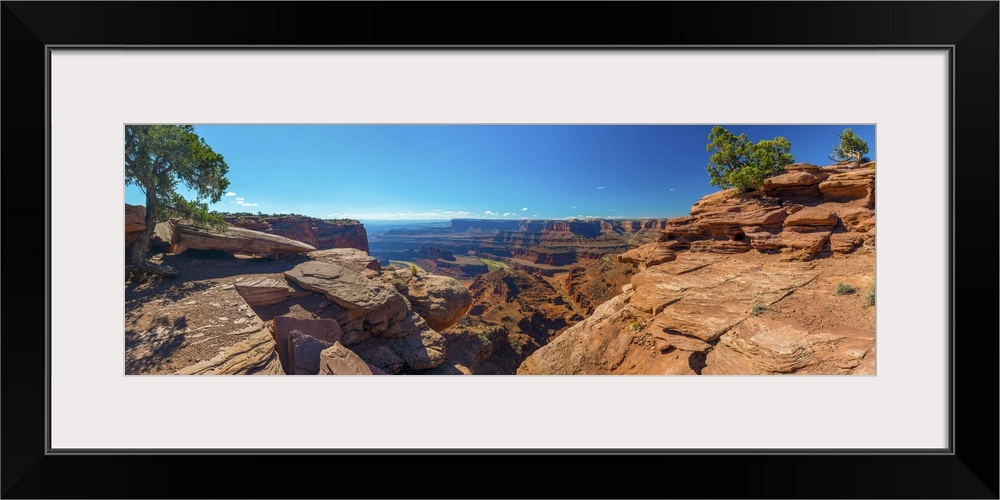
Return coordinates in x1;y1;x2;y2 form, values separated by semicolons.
124;124;876;375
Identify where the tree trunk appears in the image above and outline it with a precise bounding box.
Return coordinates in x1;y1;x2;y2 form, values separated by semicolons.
128;188;158;265
127;188;178;278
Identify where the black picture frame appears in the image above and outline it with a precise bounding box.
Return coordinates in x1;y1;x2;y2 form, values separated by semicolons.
3;2;997;498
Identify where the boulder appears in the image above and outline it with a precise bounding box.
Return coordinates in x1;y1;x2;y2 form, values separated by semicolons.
284;261;408;335
390;316;448;370
175;222;316;256
762;164;829;197
125;203;146;244
617;241;677;270
703;318;874;374
151;220;176;248
380;272;472;332
837;207;875;233
318;342;373;375
428;323;508;375
778;228;832;258
308;248;382;273
234;277;310;307
830;232;864;253
350;341;406;374
286;329;333;375
271;316;344;372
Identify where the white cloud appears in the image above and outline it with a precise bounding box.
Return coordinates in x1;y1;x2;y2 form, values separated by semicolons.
240;202;258;207
532;214;537;217
235;197;245;201
503;212;512;217
596;186;605;190
484;210;497;216
326;210;475;220
521;207;528;211
224;192;236;197
571;206;576;209
669;188;675;191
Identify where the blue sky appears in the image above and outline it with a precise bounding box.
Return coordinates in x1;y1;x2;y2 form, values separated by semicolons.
125;124;876;221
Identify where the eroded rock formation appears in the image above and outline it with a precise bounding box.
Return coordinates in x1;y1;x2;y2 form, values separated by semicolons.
519;162;876;375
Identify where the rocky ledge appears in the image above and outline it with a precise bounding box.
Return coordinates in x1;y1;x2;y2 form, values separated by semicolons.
519;162;875;375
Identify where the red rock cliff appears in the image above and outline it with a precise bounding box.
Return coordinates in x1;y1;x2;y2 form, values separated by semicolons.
223;216;369;252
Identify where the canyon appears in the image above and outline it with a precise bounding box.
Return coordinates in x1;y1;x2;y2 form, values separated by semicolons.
125;161;874;375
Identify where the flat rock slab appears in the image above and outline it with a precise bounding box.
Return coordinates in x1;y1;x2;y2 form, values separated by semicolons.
703;317;874;374
234;277;310;307
308;248;382;273
654;263;816;342
784;207;839;227
177;222;316;255
285;260;407;316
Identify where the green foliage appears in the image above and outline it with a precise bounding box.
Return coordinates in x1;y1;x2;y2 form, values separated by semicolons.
705;126;794;192
828;128;870;164
125;125;230;229
410;264;420;277
481;258;511;271
629;320;644;332
863;282;875;306
750;301;766;316
836;282;857;295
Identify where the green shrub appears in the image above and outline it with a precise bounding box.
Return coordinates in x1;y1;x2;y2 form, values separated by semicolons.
629;320;643;332
706;126;794;192
828;128;870;165
750;301;765;316
836;282;857;295
410;264;419;277
863;282;875;306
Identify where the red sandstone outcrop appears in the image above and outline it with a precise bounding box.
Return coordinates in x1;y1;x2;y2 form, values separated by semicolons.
657;163;874;260
125;204;146;245
519;162;875;375
224;215;369;252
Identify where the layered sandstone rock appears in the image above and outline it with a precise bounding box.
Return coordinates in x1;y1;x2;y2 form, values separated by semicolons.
521;162;875;375
702;318;874;375
282;260;449;372
174;325;284;375
176;222;316;256
234;277;310;307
